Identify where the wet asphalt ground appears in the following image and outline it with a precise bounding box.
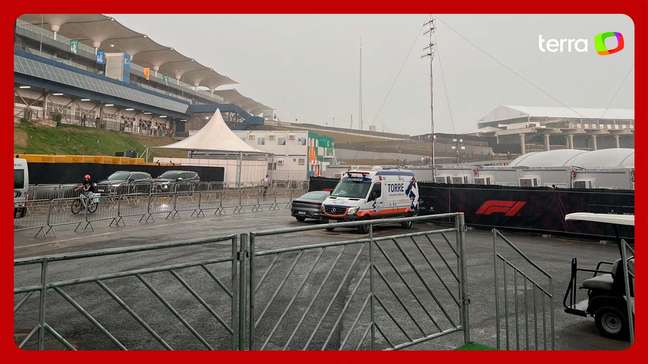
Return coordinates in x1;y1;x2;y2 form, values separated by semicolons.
14;209;629;350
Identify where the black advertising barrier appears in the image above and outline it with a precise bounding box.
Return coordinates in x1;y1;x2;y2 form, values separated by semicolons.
27;162;225;185
309;177;634;240
308;177;338;192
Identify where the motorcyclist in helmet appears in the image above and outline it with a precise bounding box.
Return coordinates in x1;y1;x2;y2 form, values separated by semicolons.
76;174;96;193
74;174;97;207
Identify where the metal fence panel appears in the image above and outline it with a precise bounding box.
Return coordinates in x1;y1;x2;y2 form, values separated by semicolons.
243;213;469;351
14;235;239;350
15;213;470;351
492;229;555;350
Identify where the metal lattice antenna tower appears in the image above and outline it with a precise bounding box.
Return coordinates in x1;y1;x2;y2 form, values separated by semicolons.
422;16;436;177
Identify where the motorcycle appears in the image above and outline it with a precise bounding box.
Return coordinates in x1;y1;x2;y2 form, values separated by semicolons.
71;184;100;215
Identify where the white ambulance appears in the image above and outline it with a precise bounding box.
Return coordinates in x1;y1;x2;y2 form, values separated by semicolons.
321;167;419;232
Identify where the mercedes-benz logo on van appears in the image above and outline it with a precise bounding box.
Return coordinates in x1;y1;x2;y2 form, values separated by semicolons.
331;207;336;213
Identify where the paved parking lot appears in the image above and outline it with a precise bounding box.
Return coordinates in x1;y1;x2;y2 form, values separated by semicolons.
14;209;629;350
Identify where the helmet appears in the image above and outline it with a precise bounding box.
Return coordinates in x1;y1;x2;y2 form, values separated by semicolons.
84;174;91;181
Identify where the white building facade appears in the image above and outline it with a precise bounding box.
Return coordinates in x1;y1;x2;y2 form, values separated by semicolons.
234;130;309;182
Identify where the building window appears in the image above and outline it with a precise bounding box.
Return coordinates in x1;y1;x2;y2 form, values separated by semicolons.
298;158;305;165
298;137;307;145
288;134;295;141
257;137;265;145
277;159;284;167
269;135;275;141
248;134;255;141
277;137;286;145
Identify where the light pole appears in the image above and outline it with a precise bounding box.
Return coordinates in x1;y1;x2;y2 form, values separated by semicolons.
451;137;466;164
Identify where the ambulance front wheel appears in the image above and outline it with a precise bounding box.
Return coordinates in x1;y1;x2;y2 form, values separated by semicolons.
358;224;369;234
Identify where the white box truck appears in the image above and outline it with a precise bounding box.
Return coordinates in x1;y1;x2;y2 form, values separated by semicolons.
14;158;28;218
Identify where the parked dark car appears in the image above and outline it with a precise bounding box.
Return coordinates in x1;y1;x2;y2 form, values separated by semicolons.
291;191;330;222
152;170;200;193
96;171;153;195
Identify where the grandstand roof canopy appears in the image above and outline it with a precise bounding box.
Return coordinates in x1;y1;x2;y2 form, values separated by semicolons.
157;110;264;154
213;89;273;115
480;105;634;123
508;148;634;169
19;14;237;90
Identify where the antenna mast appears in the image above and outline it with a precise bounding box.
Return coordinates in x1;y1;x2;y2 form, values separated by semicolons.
422;16;436;177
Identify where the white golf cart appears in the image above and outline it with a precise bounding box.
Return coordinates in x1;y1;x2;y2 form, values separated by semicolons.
563;213;634;341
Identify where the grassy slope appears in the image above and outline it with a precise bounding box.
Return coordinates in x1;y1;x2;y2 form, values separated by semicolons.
14;122;184;158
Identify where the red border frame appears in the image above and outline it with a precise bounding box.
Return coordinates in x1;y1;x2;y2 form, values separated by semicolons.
2;0;645;361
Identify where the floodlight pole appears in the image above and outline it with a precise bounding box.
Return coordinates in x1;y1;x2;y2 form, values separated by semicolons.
422;16;436;178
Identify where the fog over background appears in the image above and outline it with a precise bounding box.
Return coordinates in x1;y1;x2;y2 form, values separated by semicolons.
113;14;635;135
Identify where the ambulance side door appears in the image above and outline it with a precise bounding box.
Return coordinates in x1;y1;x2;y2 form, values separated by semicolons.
366;182;383;210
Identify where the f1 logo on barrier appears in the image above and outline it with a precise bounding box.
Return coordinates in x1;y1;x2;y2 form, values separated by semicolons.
476;200;527;217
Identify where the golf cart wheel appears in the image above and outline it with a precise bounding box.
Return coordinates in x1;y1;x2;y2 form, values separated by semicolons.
595;306;629;340
295;216;306;222
401;220;414;229
71;199;82;215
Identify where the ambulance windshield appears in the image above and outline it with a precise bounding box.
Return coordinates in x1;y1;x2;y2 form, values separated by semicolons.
331;177;372;198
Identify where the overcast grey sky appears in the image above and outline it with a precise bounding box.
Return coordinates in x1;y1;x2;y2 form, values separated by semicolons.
113;14;634;135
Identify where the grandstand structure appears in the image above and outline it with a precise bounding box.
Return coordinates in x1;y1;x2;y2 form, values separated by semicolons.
475;105;634;154
13;14;273;138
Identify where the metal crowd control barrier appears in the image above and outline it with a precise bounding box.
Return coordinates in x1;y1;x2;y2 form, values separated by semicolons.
492;229;555;350
14;199;51;235
41;197;86;237
15;184;307;238
194;190;225;216
27;184;78;201
109;193;150;227
14;235;239;350
242;213;469;350
14;213;470;351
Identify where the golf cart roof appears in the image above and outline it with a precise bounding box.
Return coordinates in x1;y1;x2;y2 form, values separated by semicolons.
565;213;634;226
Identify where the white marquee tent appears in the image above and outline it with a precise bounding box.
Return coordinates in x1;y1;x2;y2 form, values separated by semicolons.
158;109;263;154
155;110;268;186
